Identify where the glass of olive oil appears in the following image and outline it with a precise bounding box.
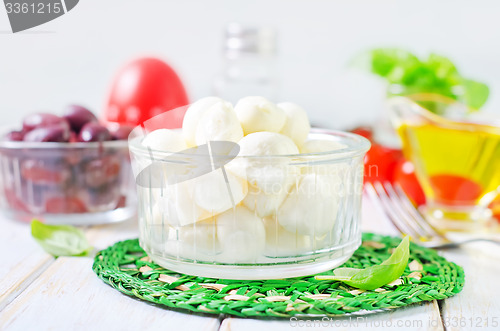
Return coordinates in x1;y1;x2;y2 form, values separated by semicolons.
388;95;500;231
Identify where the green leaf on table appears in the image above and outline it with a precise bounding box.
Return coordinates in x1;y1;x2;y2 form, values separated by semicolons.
31;219;92;257
315;236;410;290
462;79;489;110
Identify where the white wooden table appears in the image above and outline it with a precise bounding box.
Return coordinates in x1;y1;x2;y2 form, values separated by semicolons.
1;197;499;331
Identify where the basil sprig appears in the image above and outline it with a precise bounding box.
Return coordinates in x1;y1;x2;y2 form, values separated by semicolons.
365;48;489;111
31;219;92;257
316;236;410;290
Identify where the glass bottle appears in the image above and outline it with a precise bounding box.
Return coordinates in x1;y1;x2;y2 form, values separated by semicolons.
213;23;279;103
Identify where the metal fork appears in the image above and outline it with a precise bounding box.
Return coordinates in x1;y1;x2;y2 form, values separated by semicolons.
365;181;500;249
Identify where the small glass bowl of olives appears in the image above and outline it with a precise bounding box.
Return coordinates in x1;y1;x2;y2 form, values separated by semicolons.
0;105;136;225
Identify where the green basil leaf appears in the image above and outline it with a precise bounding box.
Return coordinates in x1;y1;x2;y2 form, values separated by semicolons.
316;236;410;290
326;267;362;281
370;48;420;80
31;219;92;257
425;53;458;81
359;48;490;112
462;79;490;110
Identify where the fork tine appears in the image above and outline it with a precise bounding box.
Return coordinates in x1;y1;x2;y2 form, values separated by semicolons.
392;183;442;238
383;182;430;238
374;181;430;238
364;183;406;235
366;182;417;237
367;182;498;249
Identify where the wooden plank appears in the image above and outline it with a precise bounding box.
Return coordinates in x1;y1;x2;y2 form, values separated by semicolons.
0;257;220;331
220;197;443;331
84;217;140;250
220;301;442;331
0;214;137;311
440;242;500;331
0;218;54;310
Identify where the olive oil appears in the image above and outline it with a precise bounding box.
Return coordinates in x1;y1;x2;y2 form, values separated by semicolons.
398;122;500;206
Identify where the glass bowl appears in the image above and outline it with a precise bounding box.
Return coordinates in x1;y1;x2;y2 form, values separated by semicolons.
0;139;136;225
129;128;370;279
388;95;500;230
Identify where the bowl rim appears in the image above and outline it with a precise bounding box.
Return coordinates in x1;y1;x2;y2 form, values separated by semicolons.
387;95;500;131
128;128;371;160
0;139;128;149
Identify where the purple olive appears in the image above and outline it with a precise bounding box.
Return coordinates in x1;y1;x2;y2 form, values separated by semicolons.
23;123;70;142
4;131;24;141
21;159;71;185
110;125;134;140
78;122;111;142
83;155;121;188
69;131;78;143
63;105;97;133
88;183;120;208
23;113;67;132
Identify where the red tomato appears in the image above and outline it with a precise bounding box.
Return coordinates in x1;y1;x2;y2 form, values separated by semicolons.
429;174;482;206
363;143;403;183
105;57;189;127
393;159;426;206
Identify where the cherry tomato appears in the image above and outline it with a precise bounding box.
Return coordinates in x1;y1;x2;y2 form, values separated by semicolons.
429;174;482;206
393;159;426;206
350;126;405;184
363;143;403;183
105;57;189;127
350;126;373;141
489;196;500;223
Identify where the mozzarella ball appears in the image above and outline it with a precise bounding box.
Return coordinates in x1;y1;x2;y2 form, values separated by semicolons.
234;96;286;134
243;182;289;217
278;102;311;146
154;180;209;226
164;219;220;260
178;219;220;255
193;169;248;214
150;203;167;225
142;129;187;152
182;97;224;146
237;132;299;157
226;132;300;192
300;139;346;154
216;206;266;263
300;138;349;177
142;204;171;251
277;173;339;237
263;217;311;256
195;101;243;145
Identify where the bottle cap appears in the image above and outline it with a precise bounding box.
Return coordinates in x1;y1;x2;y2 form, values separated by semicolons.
224;23;277;56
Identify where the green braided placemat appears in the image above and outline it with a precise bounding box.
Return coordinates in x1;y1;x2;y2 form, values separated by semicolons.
92;233;464;318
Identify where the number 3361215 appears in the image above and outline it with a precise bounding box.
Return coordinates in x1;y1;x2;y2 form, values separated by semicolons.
5;2;62;14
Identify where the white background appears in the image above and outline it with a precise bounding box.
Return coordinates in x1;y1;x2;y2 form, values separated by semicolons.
0;0;499;130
